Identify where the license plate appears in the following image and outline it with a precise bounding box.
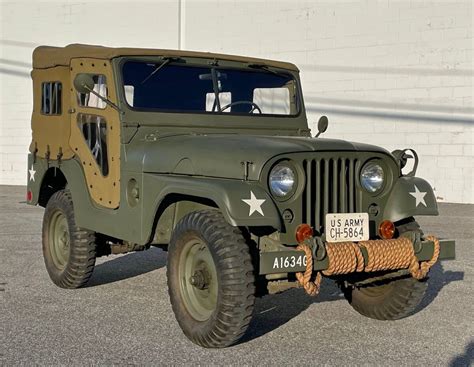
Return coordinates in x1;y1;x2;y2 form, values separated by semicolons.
325;213;369;242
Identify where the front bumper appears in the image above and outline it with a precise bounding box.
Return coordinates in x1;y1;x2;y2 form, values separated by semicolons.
259;237;455;275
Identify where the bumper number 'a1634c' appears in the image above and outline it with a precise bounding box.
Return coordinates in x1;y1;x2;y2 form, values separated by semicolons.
259;251;309;274
273;254;307;270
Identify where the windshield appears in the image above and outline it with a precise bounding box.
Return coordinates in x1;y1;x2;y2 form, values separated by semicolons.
121;60;299;116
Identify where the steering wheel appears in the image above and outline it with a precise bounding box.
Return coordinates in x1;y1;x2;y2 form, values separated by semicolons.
221;101;262;114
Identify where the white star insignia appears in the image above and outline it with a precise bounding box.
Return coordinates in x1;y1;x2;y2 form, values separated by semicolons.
409;184;427;207
29;164;36;182
242;191;266;216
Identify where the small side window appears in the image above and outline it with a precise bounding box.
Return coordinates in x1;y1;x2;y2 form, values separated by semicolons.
41;82;62;115
124;85;135;107
77;74;107;109
77;113;109;176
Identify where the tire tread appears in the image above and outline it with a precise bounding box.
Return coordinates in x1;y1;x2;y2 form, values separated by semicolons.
42;190;96;289
167;209;255;348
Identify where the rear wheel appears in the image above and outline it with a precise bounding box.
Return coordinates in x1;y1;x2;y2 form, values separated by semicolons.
167;210;255;348
42;190;97;288
341;219;428;320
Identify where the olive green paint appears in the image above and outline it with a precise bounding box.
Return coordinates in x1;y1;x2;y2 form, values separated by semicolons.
383;176;438;222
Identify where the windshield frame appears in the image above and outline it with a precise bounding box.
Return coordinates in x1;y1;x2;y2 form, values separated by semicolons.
117;56;303;119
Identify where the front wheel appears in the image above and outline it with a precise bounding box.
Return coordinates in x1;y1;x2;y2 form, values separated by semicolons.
342;218;428;320
167;210;255;348
341;276;428;320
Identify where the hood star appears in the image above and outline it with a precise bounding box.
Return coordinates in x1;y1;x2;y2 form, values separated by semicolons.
409;184;427;207
242;191;266;216
29;164;36;182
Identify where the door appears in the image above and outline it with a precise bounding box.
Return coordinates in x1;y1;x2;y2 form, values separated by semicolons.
69;58;121;208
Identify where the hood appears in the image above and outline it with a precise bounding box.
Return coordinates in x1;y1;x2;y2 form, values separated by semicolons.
141;134;391;180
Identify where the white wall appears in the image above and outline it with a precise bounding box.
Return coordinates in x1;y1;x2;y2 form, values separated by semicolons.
1;0;473;203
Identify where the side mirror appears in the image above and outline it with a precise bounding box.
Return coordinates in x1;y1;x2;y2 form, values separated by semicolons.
73;73;95;94
315;115;329;137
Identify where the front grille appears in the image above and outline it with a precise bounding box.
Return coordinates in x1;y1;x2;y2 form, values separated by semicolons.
302;157;361;233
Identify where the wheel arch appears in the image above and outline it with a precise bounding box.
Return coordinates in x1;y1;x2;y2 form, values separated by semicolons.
38;167;68;207
149;193;219;245
142;174;283;246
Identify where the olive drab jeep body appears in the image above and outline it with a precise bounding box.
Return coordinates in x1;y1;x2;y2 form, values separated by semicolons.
28;44;455;348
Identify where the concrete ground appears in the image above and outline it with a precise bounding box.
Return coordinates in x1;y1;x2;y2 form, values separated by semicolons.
0;185;472;366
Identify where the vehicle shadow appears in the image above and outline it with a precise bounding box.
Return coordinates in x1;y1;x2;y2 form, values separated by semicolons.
449;340;474;367
240;280;344;344
83;246;463;342
86;247;167;287
416;261;464;312
241;260;464;344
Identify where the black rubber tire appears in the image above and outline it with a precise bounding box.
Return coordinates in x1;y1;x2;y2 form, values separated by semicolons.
42;190;97;288
167;210;255;348
342;277;428;320
342;219;427;320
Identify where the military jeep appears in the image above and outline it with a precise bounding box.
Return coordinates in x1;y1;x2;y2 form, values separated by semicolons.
27;44;455;348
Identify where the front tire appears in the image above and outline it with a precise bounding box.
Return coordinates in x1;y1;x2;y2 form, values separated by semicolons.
342;276;428;320
42;190;97;288
342;218;427;320
167;210;255;348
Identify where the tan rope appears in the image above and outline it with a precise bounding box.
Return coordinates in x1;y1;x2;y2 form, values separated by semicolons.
295;244;322;296
323;242;365;275
360;237;414;272
295;235;440;296
409;235;440;279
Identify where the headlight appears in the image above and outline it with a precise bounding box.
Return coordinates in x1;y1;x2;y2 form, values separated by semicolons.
360;161;384;193
269;164;295;197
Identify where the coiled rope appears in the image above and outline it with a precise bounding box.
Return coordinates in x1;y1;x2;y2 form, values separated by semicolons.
409;235;440;279
295;244;322;296
296;235;440;296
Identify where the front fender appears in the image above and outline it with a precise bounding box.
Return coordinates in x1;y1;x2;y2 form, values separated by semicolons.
383;176;438;223
143;174;282;236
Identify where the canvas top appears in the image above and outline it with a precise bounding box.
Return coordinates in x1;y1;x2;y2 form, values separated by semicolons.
32;43;299;71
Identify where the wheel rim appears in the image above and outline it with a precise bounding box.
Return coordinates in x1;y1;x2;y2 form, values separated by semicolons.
179;235;218;322
48;209;70;270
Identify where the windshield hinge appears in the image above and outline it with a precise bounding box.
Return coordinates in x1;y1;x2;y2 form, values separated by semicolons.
241;161;254;181
208;59;219;66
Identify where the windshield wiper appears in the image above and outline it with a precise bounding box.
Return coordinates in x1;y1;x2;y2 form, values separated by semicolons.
247;63;288;78
141;57;181;84
211;68;222;112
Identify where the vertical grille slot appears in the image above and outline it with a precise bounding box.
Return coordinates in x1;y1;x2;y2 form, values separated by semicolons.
340;159;346;212
332;159;338;212
303;157;359;234
323;159;329;222
314;160;321;230
348;160;355;212
304;159;312;227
